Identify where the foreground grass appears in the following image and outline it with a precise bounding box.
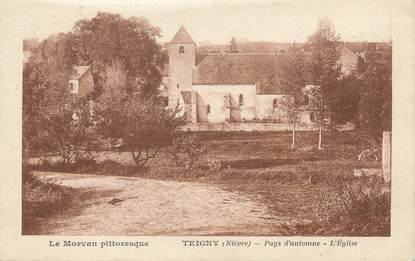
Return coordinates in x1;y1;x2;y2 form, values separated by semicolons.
26;131;389;236
22;169;97;235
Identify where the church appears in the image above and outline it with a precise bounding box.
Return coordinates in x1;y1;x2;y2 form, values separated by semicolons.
161;26;359;126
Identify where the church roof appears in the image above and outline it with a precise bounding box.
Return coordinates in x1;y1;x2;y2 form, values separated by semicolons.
69;65;90;80
193;53;290;94
170;26;195;44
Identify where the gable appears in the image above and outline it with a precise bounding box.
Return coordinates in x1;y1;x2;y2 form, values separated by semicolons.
70;66;90;80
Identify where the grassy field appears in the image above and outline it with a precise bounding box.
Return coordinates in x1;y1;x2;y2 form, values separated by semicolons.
92;130;387;235
27;130;389;236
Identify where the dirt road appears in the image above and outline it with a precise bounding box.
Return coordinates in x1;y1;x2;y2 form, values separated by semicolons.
35;172;279;236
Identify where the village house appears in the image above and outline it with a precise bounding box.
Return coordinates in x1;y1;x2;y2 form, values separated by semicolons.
162;26;360;126
68;65;94;98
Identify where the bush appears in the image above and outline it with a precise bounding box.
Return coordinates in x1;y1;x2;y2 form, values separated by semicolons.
315;176;390;236
44;100;98;165
22;168;78;234
170;134;208;169
96;160;145;176
30;157;99;173
29;158;143;176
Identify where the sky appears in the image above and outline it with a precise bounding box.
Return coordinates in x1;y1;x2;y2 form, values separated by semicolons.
18;0;393;44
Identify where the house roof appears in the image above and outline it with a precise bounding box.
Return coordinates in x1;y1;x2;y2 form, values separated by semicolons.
69;66;90;80
192;53;290;94
170;26;195;44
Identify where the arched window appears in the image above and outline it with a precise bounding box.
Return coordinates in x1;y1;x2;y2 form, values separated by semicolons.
273;98;278;108
239;94;244;106
179;46;185;54
177;84;179;89
310;112;316;123
207;105;211;114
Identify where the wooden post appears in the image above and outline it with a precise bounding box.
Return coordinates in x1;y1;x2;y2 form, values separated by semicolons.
318;124;323;150
382;131;391;182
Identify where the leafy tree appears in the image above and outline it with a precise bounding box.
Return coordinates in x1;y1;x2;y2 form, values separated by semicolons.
45;100;97;165
229;37;239;53
23;38;40;52
23;12;166;156
97;63;185;167
331;73;361;124
306;17;342;149
71;12;166;97
277;45;308;148
23;33;75;156
357;59;392;133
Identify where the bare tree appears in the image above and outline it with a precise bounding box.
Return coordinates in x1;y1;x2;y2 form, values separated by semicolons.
229;37;239;53
277;45;307;149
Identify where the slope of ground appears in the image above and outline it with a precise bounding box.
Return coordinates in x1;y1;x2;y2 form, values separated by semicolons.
34;172;281;236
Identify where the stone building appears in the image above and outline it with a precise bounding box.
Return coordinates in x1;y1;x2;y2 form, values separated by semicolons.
164;26;360;125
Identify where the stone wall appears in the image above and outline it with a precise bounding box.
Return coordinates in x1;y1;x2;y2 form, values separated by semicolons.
193;84;257;123
180;123;319;132
256;94;292;122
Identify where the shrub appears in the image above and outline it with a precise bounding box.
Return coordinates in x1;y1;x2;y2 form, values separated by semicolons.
96;160;144;176
315;176;390;236
170;134;208;169
97;82;186;168
22;168;78;234
29;157;143;177
45;100;98;165
31;157;99;173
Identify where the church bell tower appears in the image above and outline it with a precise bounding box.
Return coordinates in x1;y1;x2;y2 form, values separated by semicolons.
168;26;197;122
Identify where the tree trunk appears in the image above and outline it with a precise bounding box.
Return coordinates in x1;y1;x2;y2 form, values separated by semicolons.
318;124;323;150
291;120;296;149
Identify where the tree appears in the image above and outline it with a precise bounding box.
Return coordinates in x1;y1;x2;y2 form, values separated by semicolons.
97;62;185;168
357;58;392;133
71;12;166;97
331;73;361;124
23;33;76;156
277;45;308;148
23;12;167;156
229;37;239;53
45;100;97;164
306;17;342;150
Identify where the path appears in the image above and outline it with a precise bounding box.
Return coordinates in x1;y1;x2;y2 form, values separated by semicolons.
34;172;279;236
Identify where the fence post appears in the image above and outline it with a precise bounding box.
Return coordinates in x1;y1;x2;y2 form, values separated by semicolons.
382;131;391;182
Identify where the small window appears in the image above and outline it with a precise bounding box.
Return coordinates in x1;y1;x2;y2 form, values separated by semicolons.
273;98;278;108
161;97;168;107
177;84;179;89
179;46;185;54
207;105;211;114
239;94;244;106
181;91;192;104
302;95;309;106
69;82;74;91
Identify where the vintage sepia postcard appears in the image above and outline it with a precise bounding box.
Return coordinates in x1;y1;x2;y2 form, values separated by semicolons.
0;0;414;260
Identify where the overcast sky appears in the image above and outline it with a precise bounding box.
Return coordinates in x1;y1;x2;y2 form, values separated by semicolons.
18;0;392;44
